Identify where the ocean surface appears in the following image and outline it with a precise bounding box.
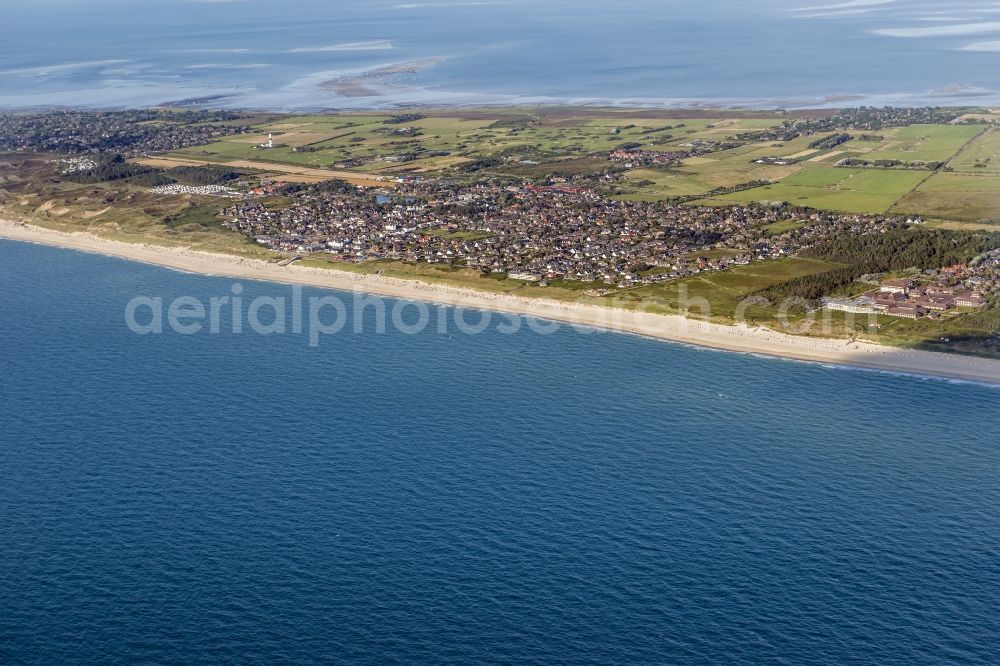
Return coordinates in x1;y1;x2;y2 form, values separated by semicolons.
3;239;1000;663
3;0;1000;110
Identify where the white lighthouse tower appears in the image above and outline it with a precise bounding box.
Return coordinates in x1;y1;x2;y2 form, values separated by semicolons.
267;133;273;149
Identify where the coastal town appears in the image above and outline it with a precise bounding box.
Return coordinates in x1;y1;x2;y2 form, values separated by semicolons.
2;106;998;328
222;179;902;287
0;109;252;157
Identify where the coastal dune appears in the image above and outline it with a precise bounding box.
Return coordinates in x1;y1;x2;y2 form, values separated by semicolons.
2;219;999;385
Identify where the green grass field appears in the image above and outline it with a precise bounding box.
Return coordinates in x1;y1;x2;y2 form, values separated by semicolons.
861;124;983;162
887;128;1000;223
172;111;794;180
166;111;993;218
948;128;1000;175
708;166;928;213
619;168;716;200
762;219;808;234
892;171;1000;223
604;257;840;317
616;135;835;201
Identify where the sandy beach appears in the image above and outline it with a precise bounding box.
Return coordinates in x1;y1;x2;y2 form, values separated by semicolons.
3;218;1000;385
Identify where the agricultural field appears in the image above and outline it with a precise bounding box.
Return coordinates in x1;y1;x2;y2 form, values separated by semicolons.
948;128;1000;175
157;109;995;220
858;124;983;162
166;110;793;181
616;134;859;201
705;166;929;214
890;128;1000;223
892;172;1000;224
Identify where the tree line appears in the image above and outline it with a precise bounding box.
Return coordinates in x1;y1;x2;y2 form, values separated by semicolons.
64;157;245;187
756;228;1000;302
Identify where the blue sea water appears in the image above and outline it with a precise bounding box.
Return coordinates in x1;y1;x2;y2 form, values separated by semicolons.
3;0;1000;110
2;238;1000;664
